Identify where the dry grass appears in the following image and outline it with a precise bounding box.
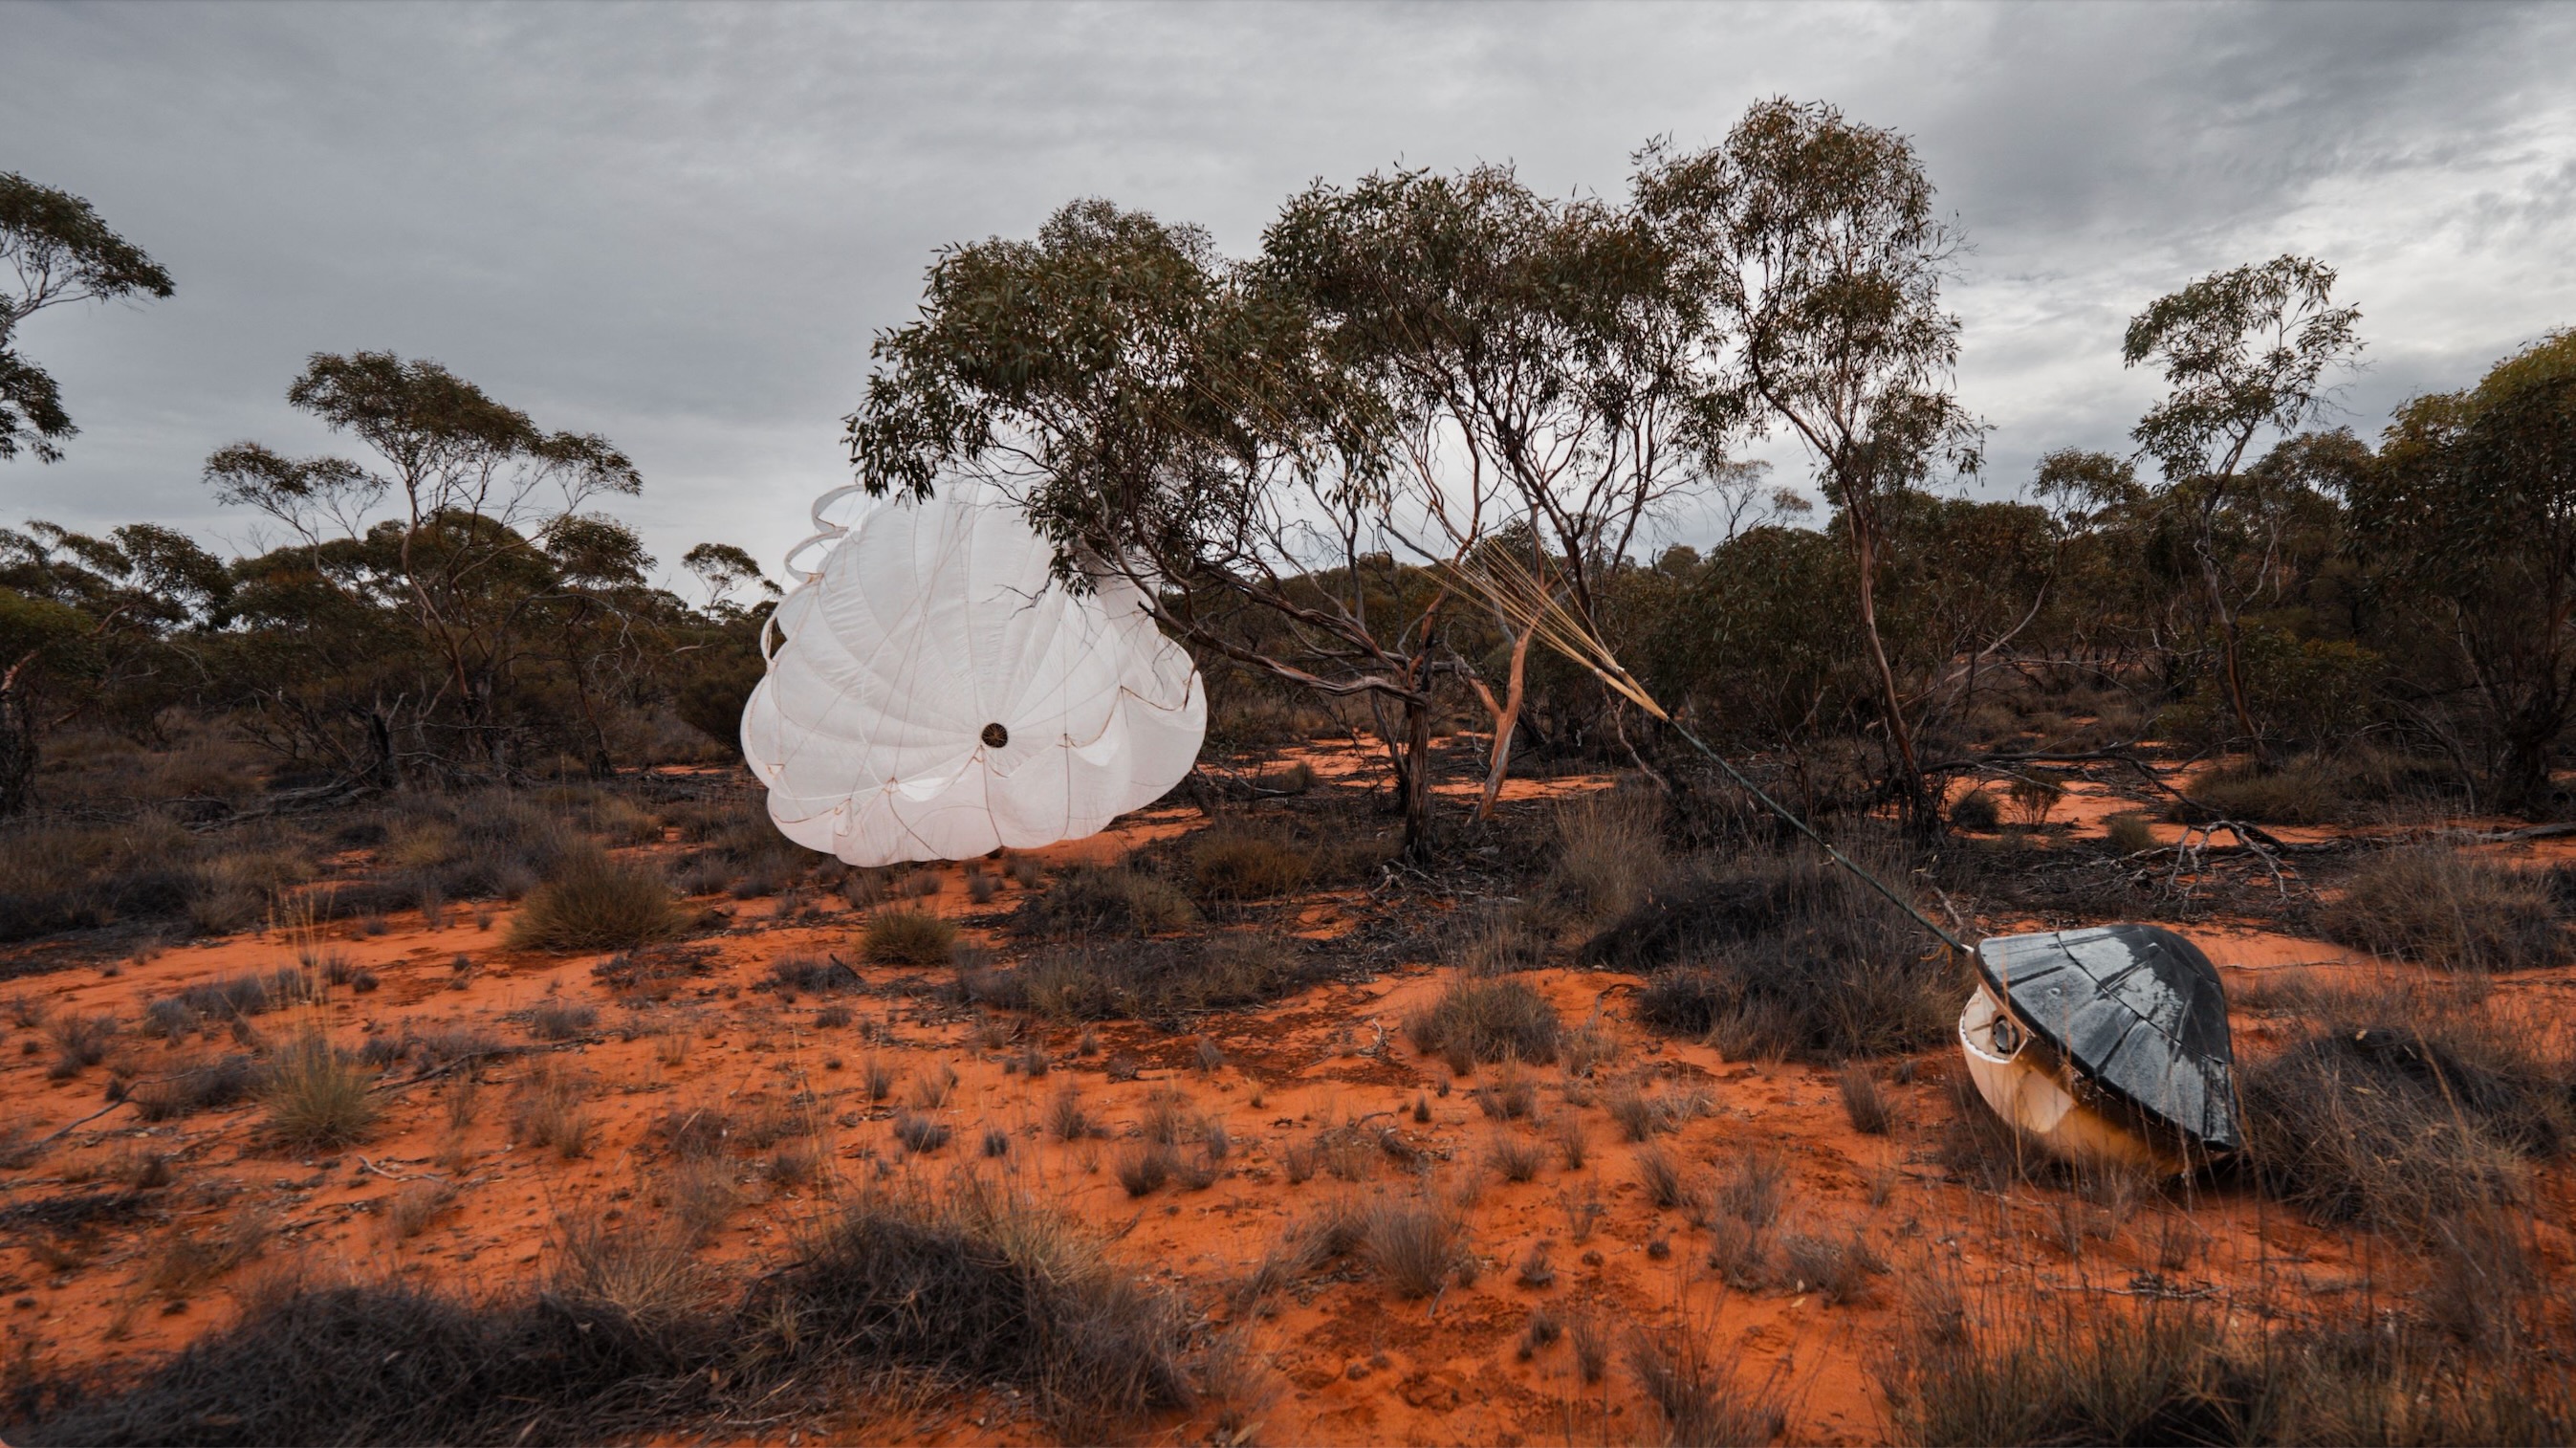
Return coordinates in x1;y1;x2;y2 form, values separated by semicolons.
1549;787;1666;922
1612;845;1956;1061
510;1063;596;1159
1013;865;1199;937
522;1000;598;1042
1627;1326;1787;1446
860;908;957;966
507;845;684;953
1189;823;1315;901
1635;1144;1696;1212
1490;1134;1545;1184
2238;982;2570;1229
965;932;1324;1023
1836;1064;1892;1134
260;1033;378;1150
43;1013;115;1080
1405;976;1561;1070
2315;845;2565;972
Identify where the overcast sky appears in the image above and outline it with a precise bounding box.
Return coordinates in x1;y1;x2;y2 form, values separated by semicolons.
8;1;2573;594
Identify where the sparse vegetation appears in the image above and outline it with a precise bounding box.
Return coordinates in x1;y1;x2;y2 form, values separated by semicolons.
1013;864;1199;937
964;932;1325;1023
260;1033;378;1150
858;907;955;966
1405;976;1561;1069
2315;845;2565;972
507;845;685;953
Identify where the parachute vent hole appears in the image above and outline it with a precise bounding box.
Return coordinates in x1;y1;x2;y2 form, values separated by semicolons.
981;722;1010;749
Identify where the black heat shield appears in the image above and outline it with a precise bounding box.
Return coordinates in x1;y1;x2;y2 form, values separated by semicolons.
1974;924;2242;1153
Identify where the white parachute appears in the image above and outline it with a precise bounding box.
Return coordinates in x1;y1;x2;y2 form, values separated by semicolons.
740;481;1205;866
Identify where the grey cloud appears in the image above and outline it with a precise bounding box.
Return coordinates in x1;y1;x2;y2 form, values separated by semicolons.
5;0;2570;570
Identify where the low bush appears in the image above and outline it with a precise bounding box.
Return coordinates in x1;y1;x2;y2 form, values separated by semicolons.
964;933;1327;1024
523;1002;598;1042
1605;845;1956;1061
507;846;683;953
2314;845;2565;972
1188;824;1314;901
9;1178;1201;1445
860;910;956;967
2239;984;2571;1229
1405;976;1561;1069
44;1013;115;1079
1882;1286;2576;1446
130;1055;260;1122
1013;865;1199;937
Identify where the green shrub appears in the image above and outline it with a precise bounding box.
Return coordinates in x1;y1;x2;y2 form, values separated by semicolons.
507;845;683;953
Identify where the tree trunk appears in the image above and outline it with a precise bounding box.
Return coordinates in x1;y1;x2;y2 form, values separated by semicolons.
0;678;36;820
1402;691;1436;862
1842;509;1930;831
1473;628;1536;820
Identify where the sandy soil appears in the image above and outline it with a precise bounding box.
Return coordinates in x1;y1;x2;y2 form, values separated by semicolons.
5;742;2572;1445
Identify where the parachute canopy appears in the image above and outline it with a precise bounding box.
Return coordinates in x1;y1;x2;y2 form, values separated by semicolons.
741;482;1204;866
1972;924;2241;1152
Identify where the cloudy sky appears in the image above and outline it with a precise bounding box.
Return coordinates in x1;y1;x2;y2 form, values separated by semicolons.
8;1;2572;592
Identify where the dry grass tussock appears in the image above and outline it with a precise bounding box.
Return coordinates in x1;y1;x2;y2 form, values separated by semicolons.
963;932;1326;1023
859;908;957;966
2238;978;2572;1229
506;844;684;953
1882;1274;2576;1446
2314;844;2566;972
1012;864;1199;937
259;1033;378;1151
1547;785;1667;923
7;1175;1212;1446
1405;976;1561;1072
1605;842;1957;1061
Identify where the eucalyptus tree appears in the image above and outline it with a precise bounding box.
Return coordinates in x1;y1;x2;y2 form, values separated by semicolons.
1259;164;1716;816
2122;255;2362;760
1634;99;1984;828
205;352;649;777
0;173;174;464
847;200;1458;854
2354;330;2576;814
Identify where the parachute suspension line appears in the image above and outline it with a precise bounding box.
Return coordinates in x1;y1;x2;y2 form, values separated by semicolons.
1437;554;1968;957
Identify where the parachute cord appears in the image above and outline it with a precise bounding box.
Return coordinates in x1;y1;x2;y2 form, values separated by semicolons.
1655;714;1971;957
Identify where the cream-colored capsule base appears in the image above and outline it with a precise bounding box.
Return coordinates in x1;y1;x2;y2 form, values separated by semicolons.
1957;985;2183;1174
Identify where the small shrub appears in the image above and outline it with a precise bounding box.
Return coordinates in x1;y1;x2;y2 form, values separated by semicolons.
1014;865;1199;938
2240;985;2569;1228
892;1111;950;1153
861;910;957;967
1188;825;1314;901
262;1034;379;1150
2104;811;2156;855
1115;1142;1175;1196
767;954;861;995
1635;1145;1695;1212
507;846;684;953
861;1055;899;1103
654;1102;733;1160
1948;789;2000;831
814;1004;853;1030
388;1182;458;1240
1405;976;1561;1068
1779;1231;1885;1304
1570;1315;1609;1384
981;1128;1011;1159
1047;1089;1092;1142
131;1055;260;1122
965;933;1323;1023
1604;846;1955;1061
2316;845;2565;972
45;1013;116;1079
524;1001;598;1042
1715;1151;1788;1228
1549;788;1665;921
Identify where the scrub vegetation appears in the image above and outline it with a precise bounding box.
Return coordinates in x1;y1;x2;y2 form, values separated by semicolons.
7;92;2576;1448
